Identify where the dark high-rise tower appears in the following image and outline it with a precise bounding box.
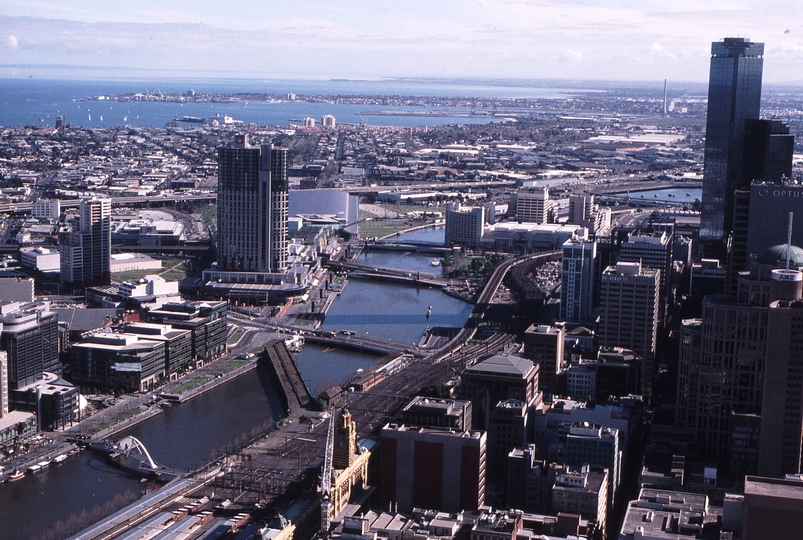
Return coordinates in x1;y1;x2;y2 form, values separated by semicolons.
727;119;794;291
700;37;764;250
217;134;288;273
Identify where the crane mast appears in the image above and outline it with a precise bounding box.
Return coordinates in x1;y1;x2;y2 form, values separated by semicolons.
320;406;336;535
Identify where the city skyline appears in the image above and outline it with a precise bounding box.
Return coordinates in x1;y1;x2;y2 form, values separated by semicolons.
1;1;803;84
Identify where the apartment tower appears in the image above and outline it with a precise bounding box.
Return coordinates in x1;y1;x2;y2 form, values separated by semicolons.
59;197;111;291
217;134;288;274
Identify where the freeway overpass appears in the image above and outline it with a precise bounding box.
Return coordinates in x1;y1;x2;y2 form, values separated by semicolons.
0;193;217;213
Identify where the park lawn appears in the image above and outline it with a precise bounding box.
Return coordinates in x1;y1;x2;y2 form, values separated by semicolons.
201;204;217;228
227;328;246;346
112;258;187;282
95;407;141;432
173;376;212;394
212;358;248;375
160;259;188;281
374;203;445;216
359;218;417;239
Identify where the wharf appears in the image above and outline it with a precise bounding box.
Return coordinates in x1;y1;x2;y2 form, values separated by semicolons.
263;341;313;411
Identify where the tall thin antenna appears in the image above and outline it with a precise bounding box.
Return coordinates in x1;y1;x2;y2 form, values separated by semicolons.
787;212;794;271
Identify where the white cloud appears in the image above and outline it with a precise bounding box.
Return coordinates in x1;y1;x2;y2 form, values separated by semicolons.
6;34;18;49
0;2;802;82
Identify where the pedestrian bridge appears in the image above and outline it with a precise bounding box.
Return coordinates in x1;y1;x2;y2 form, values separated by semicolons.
115;436;159;470
83;435;187;478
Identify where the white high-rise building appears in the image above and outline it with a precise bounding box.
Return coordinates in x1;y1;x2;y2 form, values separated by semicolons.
597;261;659;400
321;115;336;128
560;239;596;322
31;199;60;221
445;203;485;246
513;187;551;224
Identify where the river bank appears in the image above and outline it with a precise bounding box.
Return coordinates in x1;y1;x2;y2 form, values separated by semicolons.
0;326;280;485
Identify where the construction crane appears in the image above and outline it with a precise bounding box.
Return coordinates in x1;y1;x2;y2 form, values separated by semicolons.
320;406;336;535
337;216;371;240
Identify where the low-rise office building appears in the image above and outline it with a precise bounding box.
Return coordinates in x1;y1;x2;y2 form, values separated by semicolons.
70;332;166;393
380;423;486;513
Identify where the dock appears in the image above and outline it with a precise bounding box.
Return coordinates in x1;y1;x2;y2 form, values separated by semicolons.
263;341;313;411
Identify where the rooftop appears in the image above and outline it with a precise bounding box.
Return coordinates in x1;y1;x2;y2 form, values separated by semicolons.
464;353;535;378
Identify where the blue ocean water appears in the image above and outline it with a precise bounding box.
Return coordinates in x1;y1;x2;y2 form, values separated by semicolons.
0;77;593;129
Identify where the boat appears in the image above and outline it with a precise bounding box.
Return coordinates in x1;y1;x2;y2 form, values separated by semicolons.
7;470;24;482
426;305;432;318
53;454;67;464
431;259;441;267
177;115;206;123
27;464;43;474
285;334;304;353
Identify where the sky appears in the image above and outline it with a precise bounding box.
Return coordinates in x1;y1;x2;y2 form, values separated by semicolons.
1;0;802;84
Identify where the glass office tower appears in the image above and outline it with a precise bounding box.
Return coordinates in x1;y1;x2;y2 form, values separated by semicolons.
700;38;764;248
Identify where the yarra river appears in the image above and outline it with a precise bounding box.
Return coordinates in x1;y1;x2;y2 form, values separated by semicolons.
0;230;472;540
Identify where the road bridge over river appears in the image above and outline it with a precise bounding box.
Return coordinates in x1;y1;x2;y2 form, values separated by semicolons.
305;333;420;356
324;259;447;287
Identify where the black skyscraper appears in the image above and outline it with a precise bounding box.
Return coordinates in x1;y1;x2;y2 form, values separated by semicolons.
727;119;794;290
700;37;764;251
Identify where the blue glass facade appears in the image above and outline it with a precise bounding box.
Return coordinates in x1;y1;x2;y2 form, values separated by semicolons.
700;38;764;245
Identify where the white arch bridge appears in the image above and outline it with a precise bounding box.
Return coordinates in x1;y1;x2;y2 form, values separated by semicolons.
115;436;160;471
91;436;186;478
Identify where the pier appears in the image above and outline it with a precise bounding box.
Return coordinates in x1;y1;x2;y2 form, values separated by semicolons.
263;341;313;411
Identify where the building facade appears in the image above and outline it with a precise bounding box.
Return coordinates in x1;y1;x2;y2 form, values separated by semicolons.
60;197;111;291
380;424;486;513
676;295;767;469
445;203;485;246
597;262;659;400
758;270;803;477
513;187;551;224
560;239;596;322
216;134;288;274
700;37;764;248
563;422;621;505
459;353;540;432
0;302;60;390
144;301;228;364
522;323;565;398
